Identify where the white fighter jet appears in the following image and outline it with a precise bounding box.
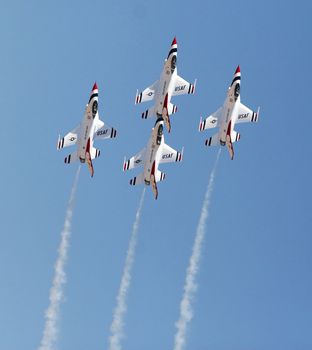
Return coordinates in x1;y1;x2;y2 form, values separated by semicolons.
57;83;117;177
135;37;196;132
198;66;259;159
123;117;183;199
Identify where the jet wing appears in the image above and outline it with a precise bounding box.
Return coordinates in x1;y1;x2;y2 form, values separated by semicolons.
94;120;117;140
199;107;222;131
123;148;146;171
172;75;196;96
159;143;183;164
57;125;80;150
135;80;158;104
236;103;260;124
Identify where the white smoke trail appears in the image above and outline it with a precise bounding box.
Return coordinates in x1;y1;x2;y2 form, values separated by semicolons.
173;149;221;350
38;166;81;350
108;188;146;350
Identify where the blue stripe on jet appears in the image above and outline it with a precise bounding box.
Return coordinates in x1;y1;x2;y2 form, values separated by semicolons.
88;93;98;103
167;48;177;59
230;76;241;86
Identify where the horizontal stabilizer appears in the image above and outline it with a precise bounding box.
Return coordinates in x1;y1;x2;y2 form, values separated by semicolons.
155;170;166;182
141;106;156;119
90;147;101;160
231;130;241;143
64;152;78;164
168;103;178;115
129;172;144;186
205;133;220;147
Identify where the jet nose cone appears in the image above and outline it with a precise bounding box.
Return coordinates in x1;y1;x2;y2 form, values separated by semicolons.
171;37;177;46
235;65;241;74
92;82;98;91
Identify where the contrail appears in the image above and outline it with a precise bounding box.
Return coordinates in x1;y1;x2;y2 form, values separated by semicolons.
173;149;221;350
108;188;146;350
38;166;81;350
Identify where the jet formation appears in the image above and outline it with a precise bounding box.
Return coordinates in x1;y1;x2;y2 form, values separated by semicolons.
57;39;259;198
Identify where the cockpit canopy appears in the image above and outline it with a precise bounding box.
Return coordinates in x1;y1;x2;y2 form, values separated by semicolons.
92;100;98;118
156;123;163;145
234;83;240;99
157;124;163;137
171;55;177;72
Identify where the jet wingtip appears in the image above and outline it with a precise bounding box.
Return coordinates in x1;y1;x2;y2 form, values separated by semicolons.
92;82;98;91
172;36;177;46
235;65;241;74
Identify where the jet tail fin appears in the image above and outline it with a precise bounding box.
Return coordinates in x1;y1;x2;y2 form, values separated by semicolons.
161;102;178;132
168;102;178;116
155;170;166;182
162;93;171;132
150;174;158;200
226;134;234;160
86;152;94;177
163;113;171;133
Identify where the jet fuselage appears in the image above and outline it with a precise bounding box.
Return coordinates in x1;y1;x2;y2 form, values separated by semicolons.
154;54;177;119
77;93;99;162
219;77;241;145
143;118;164;185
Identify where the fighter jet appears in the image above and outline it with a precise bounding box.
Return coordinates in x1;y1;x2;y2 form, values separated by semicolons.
198;66;259;160
123;117;183;199
135;37;196;132
57;83;117;177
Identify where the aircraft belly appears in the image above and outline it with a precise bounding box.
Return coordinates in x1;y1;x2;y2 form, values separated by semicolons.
143;162;152;183
155;73;173;114
220;120;227;144
76;138;85;160
154;96;163;115
144;146;159;183
82;118;95;141
78;121;95;161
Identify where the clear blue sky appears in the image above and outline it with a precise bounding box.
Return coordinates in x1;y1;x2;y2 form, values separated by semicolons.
0;0;311;349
